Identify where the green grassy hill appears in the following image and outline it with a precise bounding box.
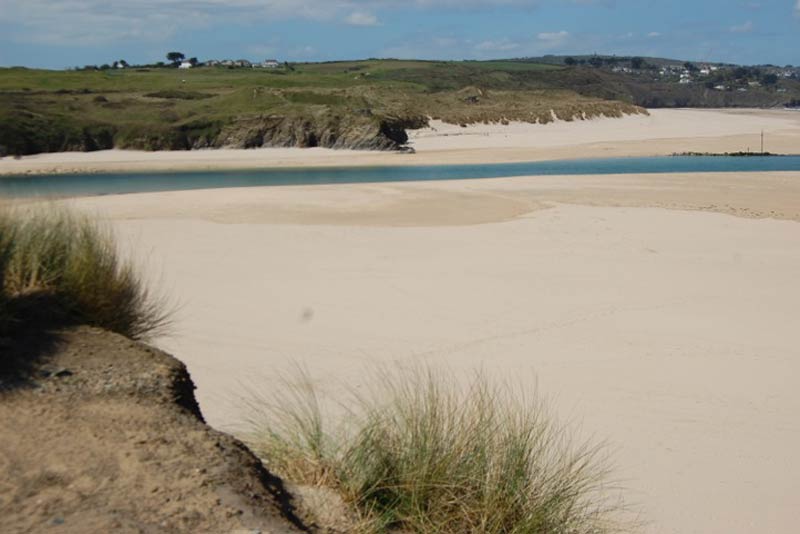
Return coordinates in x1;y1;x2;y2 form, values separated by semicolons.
1;58;796;156
0;60;636;155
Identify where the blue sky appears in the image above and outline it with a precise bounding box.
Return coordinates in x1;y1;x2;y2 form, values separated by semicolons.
0;0;798;69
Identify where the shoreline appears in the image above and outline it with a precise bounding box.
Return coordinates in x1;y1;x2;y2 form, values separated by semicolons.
2;108;799;177
65;170;800;223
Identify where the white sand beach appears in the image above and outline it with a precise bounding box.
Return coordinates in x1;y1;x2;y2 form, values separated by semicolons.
2;108;799;176
63;167;800;534
10;108;800;533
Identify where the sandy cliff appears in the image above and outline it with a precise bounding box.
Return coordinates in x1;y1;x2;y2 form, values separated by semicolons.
0;325;305;534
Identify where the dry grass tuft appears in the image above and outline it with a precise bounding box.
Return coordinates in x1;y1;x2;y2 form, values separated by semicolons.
0;206;170;339
246;365;626;534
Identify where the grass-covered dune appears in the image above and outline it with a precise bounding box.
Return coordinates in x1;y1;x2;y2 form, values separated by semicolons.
0;60;646;156
245;366;625;533
0;206;168;340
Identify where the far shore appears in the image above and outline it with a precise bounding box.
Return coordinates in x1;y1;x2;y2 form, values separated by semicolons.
2;108;799;176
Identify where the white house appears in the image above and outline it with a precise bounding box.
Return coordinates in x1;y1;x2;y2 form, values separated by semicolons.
254;59;281;69
179;60;193;69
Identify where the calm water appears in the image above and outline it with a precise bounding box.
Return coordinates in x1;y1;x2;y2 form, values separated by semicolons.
2;156;799;198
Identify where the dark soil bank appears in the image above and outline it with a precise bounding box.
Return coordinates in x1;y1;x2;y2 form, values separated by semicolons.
0;326;306;534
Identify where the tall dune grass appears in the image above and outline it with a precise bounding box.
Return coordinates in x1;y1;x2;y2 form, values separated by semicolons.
0;209;15;330
246;366;624;534
0;206;169;339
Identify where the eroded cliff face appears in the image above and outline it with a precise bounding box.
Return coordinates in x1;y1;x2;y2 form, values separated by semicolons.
0;110;428;156
0;326;306;534
0;88;645;156
215;114;427;151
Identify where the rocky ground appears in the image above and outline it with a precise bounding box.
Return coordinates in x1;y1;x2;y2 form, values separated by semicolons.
0;325;309;534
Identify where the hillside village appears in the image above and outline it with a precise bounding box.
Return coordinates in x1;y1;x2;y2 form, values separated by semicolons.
73;54;796;107
529;55;800;95
81;52;799;91
74;53;288;72
199;59;282;69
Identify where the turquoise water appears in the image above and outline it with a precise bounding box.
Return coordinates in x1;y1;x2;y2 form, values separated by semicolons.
1;156;799;198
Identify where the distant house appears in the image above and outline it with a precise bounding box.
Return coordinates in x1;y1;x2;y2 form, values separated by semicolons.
208;58;275;69
213;59;250;68
253;59;281;69
179;60;193;69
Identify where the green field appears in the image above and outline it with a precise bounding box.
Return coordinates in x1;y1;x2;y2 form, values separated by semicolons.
0;58;794;155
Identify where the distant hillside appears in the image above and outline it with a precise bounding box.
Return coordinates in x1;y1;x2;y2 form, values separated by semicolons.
0;57;797;156
499;55;800;107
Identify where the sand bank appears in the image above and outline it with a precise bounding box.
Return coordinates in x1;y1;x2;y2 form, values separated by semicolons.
3;108;799;176
67;170;800;534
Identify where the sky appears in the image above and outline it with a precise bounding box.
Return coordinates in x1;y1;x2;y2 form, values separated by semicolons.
0;0;798;69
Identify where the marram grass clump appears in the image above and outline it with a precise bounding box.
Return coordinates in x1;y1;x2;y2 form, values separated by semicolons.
246;366;625;534
0;206;169;339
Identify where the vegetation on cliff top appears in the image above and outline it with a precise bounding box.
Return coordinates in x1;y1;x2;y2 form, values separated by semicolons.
0;60;646;156
0;206;169;340
2;57;798;156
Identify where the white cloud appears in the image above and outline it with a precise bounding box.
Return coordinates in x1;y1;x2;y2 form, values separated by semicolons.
535;30;570;51
344;11;380;26
0;0;615;47
647;31;661;38
474;38;520;51
796;0;800;12
730;20;754;33
0;0;549;45
537;30;569;41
